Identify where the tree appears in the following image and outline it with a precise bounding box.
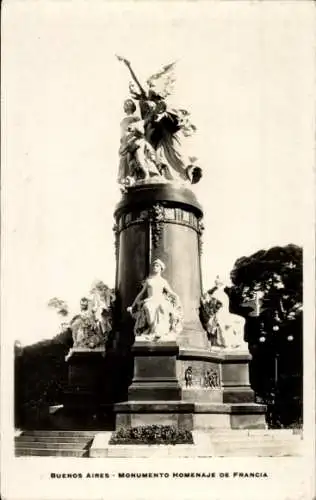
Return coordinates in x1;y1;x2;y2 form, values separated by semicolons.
14;329;73;428
229;244;302;335
47;297;69;317
229;244;303;428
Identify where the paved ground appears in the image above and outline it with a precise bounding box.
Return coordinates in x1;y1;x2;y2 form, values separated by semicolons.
90;429;304;458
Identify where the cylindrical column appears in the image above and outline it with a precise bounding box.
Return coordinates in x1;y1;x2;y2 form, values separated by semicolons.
113;183;207;349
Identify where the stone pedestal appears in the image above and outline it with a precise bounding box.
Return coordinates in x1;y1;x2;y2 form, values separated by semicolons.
113;342;266;430
113;183;206;350
128;341;181;400
64;347;106;411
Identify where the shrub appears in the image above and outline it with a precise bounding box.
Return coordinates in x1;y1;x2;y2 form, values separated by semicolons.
109;425;193;445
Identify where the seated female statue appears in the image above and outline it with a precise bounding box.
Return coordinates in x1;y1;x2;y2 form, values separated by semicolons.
127;259;183;341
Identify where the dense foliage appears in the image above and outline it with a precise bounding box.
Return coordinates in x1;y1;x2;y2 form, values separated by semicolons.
230;244;302;315
14;334;131;428
229;244;303;428
14;330;73;428
109;425;194;445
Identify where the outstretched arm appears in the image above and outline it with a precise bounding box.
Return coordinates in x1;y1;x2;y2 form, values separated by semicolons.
163;279;178;299
116;55;147;98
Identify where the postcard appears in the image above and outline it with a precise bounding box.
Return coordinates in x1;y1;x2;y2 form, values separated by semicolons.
1;1;315;499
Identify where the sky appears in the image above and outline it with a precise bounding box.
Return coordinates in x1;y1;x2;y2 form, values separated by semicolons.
2;1;315;345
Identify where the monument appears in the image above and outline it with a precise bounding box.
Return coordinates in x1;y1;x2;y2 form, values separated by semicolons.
65;56;266;431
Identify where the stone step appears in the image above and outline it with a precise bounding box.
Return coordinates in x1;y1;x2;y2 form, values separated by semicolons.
16;435;95;443
15;440;90;450
212;444;303;457
207;429;301;437
197;432;303;457
15;430;97;457
19;430;97;437
207;434;303;456
208;434;302;442
15;447;87;457
193;429;301;438
199;434;302;449
211;438;302;448
15;429;302;458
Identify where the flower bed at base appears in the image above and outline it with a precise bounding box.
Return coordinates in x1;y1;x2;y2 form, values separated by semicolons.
109;425;194;445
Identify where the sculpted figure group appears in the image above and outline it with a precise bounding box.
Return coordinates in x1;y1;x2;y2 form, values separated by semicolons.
68;282;115;353
59;273;246;350
117;56;202;190
200;277;247;350
127;259;183;341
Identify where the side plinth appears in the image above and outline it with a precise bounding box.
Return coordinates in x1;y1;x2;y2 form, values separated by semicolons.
178;347;255;403
64;347;107;411
177;347;267;429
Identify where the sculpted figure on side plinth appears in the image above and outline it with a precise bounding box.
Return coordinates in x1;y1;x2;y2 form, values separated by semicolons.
127;259;183;341
66;284;115;360
90;281;115;338
116;56;202;190
69;297;104;351
200;277;248;350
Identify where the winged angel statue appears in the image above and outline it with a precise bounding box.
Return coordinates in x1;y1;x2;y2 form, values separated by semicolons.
116;56;202;190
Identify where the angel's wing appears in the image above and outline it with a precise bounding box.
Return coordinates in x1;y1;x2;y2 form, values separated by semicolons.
146;61;177;99
169;107;197;137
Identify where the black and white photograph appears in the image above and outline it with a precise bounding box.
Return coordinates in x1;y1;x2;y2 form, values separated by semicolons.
1;1;315;499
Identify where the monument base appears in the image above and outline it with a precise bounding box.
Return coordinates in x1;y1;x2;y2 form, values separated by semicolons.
114;401;194;430
114;401;266;430
113;342;267;430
